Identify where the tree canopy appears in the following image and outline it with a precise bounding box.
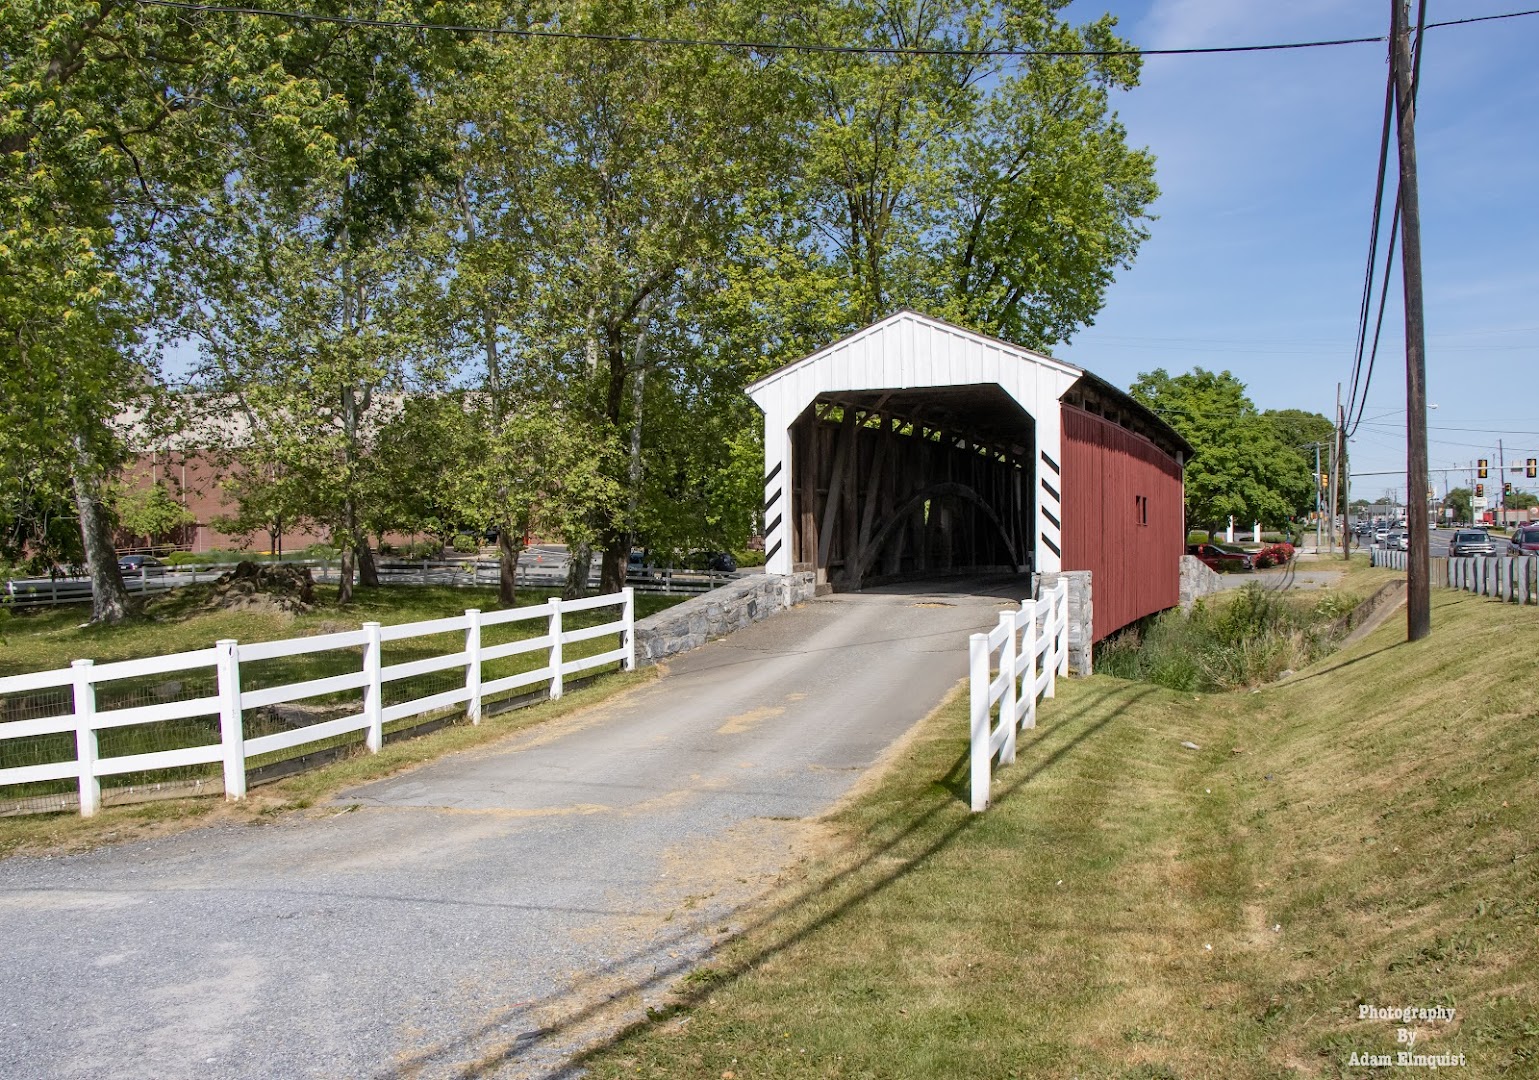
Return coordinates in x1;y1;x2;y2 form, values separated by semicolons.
5;0;1166;614
1130;368;1315;535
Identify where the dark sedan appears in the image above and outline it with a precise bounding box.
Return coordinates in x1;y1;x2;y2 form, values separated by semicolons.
1186;542;1254;572
117;554;168;575
1508;526;1539;555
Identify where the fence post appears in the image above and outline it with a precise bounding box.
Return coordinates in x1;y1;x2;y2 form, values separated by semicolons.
999;610;1017;766
215;639;246;801
548;597;564;700
969;632;991;813
71;660;100;818
363;621;384;752
622;587;636;671
465;609;482;724
1021;597;1038;730
1057;580;1070;679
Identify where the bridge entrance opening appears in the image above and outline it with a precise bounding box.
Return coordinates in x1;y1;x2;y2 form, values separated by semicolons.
788;385;1036;591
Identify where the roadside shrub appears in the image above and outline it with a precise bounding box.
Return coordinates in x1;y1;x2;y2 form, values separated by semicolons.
299;543;339;560
1096;583;1346;691
1252;542;1295;569
451;533;477;554
732;549;767;568
403;540;441;559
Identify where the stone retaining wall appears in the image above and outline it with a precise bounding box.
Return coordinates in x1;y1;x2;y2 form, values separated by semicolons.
632;572;817;666
1034;569;1093;675
1179;554;1222;611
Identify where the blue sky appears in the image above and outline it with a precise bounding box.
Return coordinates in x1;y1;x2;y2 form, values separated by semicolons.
1056;0;1539;504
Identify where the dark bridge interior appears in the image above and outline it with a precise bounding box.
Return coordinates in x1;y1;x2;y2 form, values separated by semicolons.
788;385;1036;591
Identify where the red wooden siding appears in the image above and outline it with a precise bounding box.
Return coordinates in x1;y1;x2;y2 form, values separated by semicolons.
1060;405;1185;639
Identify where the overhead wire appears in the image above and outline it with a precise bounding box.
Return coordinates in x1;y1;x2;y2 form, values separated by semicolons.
1345;0;1429;440
127;0;1539;58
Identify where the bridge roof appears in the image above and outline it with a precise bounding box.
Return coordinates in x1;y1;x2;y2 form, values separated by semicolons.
746;310;1190;460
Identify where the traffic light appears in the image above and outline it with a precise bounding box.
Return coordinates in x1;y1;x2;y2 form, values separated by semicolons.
1505;482;1514;497
1528;458;1537;479
1478;459;1489;478
1476;483;1485;497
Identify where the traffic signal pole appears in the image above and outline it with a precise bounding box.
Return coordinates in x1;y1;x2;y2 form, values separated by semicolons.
1392;0;1431;641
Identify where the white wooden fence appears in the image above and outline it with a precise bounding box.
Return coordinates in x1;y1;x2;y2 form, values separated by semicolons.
0;589;634;817
968;579;1070;812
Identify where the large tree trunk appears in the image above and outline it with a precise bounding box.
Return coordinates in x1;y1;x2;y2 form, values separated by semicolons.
71;437;133;624
356;540;379;587
336;530;355;605
563;542;592;600
599;540;626;594
497;521;522;606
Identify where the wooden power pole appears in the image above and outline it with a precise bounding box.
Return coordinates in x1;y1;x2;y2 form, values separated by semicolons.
1393;0;1431;641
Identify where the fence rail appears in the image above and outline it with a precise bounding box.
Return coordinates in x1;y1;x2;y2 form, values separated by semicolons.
0;589;634;817
3;559;731;609
968;579;1070;812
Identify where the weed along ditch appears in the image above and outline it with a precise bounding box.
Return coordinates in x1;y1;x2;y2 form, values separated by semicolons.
1094;580;1368;691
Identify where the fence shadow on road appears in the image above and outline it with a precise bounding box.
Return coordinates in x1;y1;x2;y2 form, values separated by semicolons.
379;681;1146;1080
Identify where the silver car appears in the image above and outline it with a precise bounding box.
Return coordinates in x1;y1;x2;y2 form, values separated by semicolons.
1449;529;1495;557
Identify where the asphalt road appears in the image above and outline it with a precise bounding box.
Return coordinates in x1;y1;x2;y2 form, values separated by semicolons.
0;577;1027;1080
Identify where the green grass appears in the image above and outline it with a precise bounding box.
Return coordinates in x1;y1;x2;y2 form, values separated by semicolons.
0;583;685;806
577;584;1539;1079
0;666;656;858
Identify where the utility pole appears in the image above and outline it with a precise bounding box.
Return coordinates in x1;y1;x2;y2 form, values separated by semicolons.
1340;400;1351;559
1499;438;1506;528
1393;0;1431;641
1314;441;1323;554
1329;383;1341;555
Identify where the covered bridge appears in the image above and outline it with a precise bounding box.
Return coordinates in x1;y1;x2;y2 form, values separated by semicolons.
746;311;1193;640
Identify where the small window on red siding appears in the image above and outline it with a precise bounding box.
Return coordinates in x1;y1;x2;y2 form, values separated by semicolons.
1135;495;1148;526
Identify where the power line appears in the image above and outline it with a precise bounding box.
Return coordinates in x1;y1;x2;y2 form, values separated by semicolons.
1343;64;1396;433
126;0;1539;58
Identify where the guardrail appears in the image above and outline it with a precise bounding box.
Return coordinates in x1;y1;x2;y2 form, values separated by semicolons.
0;589;634;817
968;579;1069;812
3;559;732;609
1442;553;1539;604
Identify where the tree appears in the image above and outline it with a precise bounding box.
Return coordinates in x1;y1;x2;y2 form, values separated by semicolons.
112;479;194;547
0;0;335;620
1263;408;1339;520
450;0;802;595
1130;369;1311;536
788;0;1157;346
1444;487;1472;525
179;7;463;603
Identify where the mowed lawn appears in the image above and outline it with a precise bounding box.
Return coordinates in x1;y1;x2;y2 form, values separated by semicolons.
580;583;1539;1079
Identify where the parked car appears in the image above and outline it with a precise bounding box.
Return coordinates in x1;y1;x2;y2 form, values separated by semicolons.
1186;542;1254;572
1508;526;1539;555
1449;529;1496;557
683;550;738;573
1374;527;1388;544
117;554;167;576
1388;530;1409;551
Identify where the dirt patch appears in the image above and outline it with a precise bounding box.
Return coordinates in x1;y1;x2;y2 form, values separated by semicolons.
149;561;316;617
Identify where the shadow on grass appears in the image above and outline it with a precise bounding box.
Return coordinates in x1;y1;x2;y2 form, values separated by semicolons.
384;681;1152;1080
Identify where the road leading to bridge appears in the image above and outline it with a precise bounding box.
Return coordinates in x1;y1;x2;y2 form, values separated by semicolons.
0;577;1027;1080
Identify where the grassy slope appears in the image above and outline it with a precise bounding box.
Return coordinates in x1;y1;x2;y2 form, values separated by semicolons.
580;581;1538;1079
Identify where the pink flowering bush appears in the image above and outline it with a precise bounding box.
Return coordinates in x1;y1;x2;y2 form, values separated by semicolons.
1252;542;1296;569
